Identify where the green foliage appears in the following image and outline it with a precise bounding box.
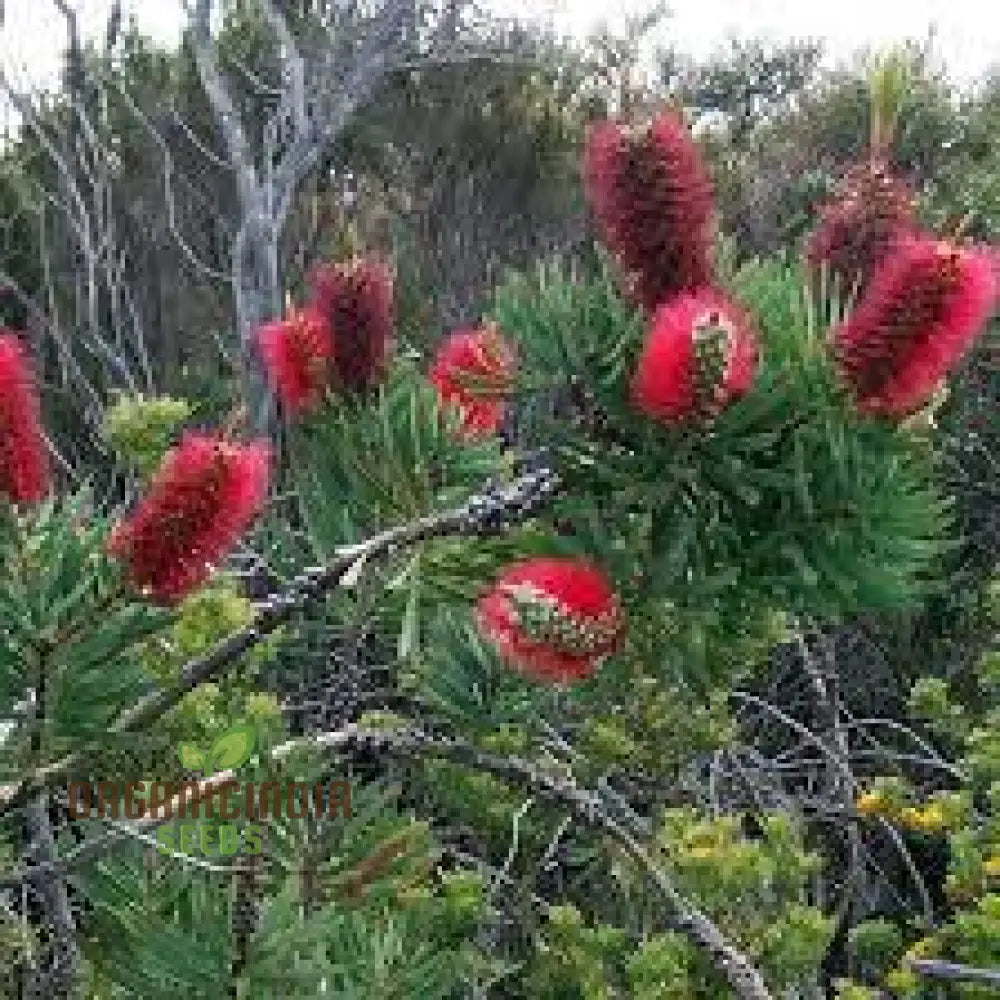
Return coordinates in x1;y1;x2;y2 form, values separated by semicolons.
131;578;282;774
104;393;194;477
907;676;969;743
0;489;171;771
526;904;628;1000
940;895;1000;999
964;709;1000;787
512;810;832;997
653;810;824;929
177;723;257;776
140;580;256;685
491;255;950;628
240;781;494;999
5;14;1000;998
78;850;233;998
288;357;502;550
677;38;824;142
835;981;882;1000
920;82;1000;241
760;903;836;990
849;917;904;970
625;932;693;999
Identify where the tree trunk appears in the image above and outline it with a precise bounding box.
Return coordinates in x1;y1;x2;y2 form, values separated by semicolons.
234;201;281;436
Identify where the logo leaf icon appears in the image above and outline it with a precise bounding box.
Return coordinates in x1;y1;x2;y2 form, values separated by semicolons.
208;724;257;772
177;743;206;771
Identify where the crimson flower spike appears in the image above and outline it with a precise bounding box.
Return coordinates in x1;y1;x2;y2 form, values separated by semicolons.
831;234;998;418
804;160;918;299
429;323;516;440
107;431;271;604
582;109;716;313
307;256;394;394
0;330;50;507
256;306;334;417
631;288;759;425
475;556;625;685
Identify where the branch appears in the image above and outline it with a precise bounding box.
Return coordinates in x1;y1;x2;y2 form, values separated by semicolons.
20;620;79;997
273;0;412;225
0;39;147;402
188;0;258;207
731;689;936;927
906;959;1000;986
0;468;561;820
258;0;307;141
109;78;232;282
0;267;106;428
21;794;80;997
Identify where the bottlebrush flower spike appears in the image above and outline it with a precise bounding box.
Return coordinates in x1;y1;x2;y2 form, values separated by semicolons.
108;431;270;604
475;557;624;684
582;109;715;313
630;289;759;424
256;306;333;416
429;323;516;439
0;331;49;506
805;159;918;298
831;234;998;417
307;256;394;393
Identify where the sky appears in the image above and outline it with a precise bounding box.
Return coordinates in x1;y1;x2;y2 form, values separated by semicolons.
0;0;997;102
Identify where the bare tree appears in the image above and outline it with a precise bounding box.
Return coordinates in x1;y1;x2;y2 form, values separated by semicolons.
183;0;424;432
0;1;154;471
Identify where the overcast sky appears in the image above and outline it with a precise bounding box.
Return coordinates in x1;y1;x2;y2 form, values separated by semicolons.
0;0;996;101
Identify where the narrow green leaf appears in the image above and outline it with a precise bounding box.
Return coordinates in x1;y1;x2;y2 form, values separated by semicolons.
399;558;421;661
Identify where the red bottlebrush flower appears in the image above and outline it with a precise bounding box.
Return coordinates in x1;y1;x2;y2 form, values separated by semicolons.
307;257;394;393
475;557;624;684
108;432;270;604
582;110;716;313
256;306;333;416
630;288;759;424
0;331;49;506
429;324;516;439
804;159;917;298
832;234;998;417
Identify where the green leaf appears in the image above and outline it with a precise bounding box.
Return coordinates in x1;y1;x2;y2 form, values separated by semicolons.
208;723;257;772
176;743;206;771
399;553;421;660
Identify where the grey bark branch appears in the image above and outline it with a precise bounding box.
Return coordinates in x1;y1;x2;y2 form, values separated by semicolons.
190;0;257;208
794;623;864;983
22;795;79;999
906;958;1000;986
272;0;412;224
1;3;158;410
110;80;232;282
907;958;1000;985
258;0;307;139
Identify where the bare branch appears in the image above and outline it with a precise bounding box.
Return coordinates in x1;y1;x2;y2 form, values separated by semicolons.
907;959;1000;985
273;0;413;225
109;79;233;282
188;0;259;207
167;102;238;172
258;0;307;140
